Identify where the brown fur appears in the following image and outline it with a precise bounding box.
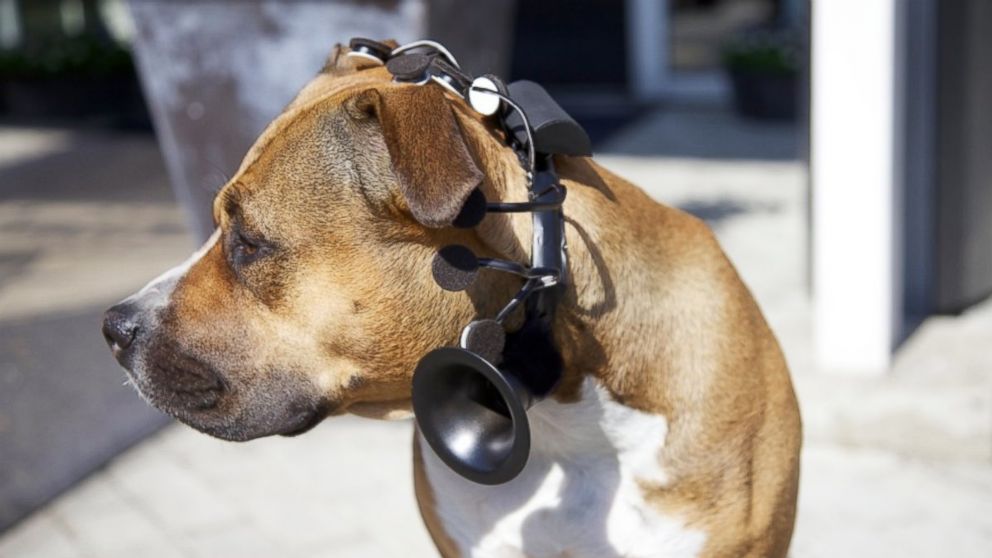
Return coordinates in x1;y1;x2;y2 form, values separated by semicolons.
112;42;801;556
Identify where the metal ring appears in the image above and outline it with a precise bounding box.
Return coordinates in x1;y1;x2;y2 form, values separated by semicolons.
430;74;464;97
345;48;386;66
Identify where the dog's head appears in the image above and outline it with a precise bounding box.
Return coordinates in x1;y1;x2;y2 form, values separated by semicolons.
102;46;523;441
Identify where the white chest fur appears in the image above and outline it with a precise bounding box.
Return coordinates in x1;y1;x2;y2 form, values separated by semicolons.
420;376;706;558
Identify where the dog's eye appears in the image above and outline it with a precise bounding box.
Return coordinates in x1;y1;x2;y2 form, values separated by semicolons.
229;230;267;266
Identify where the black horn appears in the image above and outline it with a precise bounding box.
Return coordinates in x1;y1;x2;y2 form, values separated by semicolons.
412;347;532;485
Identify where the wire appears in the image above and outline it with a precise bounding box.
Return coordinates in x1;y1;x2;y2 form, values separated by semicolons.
495;279;542;324
469;85;536;184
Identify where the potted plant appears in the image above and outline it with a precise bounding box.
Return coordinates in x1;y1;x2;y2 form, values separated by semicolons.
723;28;802;120
0;35;146;126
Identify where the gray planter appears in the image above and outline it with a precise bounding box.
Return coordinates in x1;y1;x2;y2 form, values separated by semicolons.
727;69;798;121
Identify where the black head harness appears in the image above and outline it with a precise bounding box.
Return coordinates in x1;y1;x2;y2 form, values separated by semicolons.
347;38;591;485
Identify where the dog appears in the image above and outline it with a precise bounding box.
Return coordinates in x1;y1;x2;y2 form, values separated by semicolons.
102;42;801;557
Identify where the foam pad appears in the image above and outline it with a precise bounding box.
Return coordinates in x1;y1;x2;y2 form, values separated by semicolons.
453;188;488;228
387;52;432;82
460;319;506;364
504;80;592;157
432;245;479;291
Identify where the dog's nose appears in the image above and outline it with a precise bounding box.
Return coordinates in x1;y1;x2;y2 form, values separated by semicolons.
102;303;139;352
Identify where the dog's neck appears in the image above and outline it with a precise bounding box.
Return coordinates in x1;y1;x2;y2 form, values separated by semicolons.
455;107;644;406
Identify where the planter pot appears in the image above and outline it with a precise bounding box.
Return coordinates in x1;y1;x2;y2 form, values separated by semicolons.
1;75;150;127
727;69;798;121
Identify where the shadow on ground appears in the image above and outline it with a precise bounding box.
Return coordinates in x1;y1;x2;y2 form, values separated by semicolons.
0;127;186;532
677;198;781;225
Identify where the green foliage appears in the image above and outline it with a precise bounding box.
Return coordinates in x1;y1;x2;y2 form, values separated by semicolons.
0;36;134;80
723;29;802;76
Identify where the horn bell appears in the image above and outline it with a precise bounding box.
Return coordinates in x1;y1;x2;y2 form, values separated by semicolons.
412;347;532;485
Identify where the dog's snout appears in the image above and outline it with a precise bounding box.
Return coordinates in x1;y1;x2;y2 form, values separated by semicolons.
102;303;139;353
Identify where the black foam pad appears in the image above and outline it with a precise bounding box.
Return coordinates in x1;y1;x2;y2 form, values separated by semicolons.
386;52;432;82
461;319;506;364
432;245;479;291
453;188;487;228
504;80;592;157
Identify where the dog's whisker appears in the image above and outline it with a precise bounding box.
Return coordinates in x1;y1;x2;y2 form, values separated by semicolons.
203;161;232;194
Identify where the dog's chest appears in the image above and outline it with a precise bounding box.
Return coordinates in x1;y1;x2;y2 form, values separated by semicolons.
420;377;706;558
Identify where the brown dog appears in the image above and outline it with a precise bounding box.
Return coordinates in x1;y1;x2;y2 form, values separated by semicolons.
102;42;801;557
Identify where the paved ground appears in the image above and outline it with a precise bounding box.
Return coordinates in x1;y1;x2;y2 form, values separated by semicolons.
0;127;188;532
1;108;990;557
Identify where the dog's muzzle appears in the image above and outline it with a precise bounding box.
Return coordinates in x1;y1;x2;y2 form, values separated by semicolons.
102;293;328;441
102;301;226;406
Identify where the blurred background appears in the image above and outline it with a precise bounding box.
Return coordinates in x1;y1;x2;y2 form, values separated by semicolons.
0;1;989;557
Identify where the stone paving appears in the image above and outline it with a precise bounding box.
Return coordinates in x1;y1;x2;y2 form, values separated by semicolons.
0;127;189;533
1;118;991;557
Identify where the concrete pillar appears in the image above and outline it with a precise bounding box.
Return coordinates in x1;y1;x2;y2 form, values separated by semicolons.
128;0;515;242
625;0;669;102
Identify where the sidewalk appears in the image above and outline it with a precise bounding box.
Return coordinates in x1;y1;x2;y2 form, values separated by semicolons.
1;108;990;557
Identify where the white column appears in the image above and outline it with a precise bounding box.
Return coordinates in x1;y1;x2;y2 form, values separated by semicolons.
811;0;903;374
626;0;669;101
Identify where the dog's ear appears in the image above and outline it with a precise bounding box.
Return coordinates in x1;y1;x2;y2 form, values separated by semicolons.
351;85;484;228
